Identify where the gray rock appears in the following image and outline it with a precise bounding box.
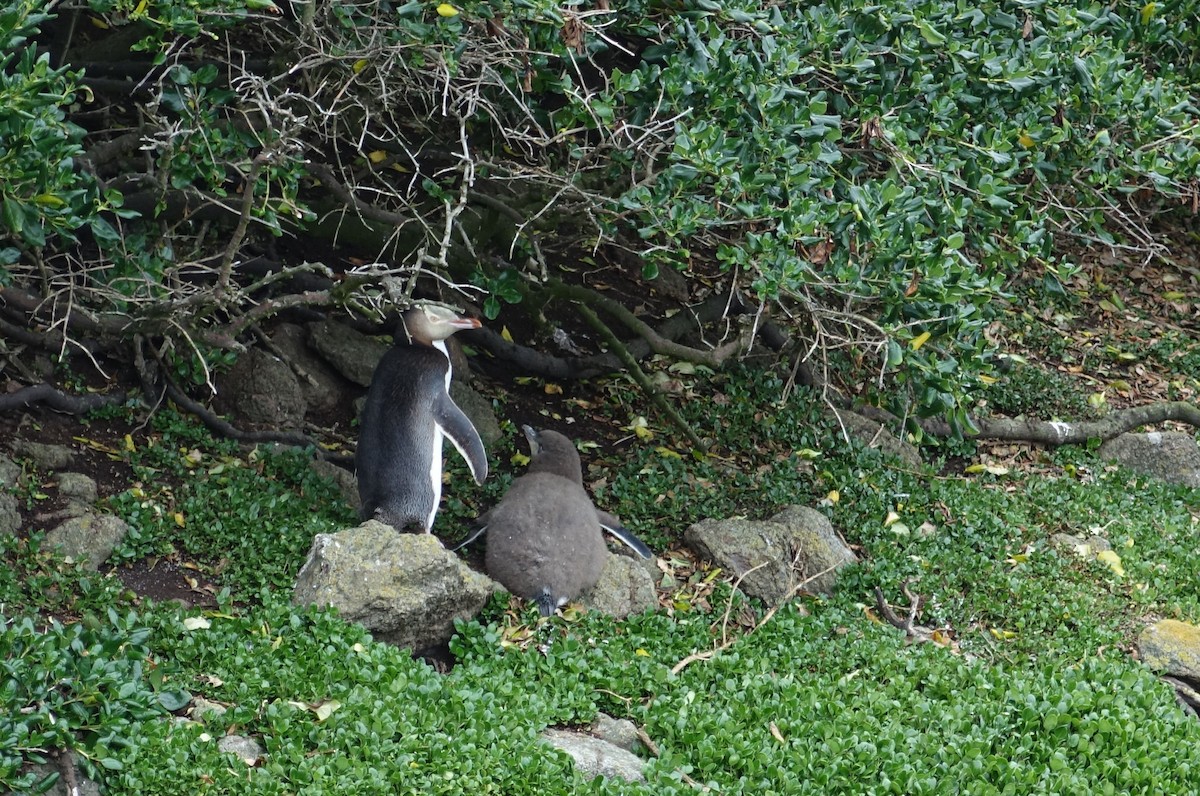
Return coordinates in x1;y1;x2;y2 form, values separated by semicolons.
12;439;75;470
582;554;657;620
1049;533;1111;555
43;513;129;570
685;505;857;606
307;319;390;387
189;696;229;720
541;727;645;783
1139;619;1200;681
832;408;922;467
58;472;98;516
450;381;503;448
1099;431;1200;488
270;322;352;415
589;713;645;754
19;763;101;796
0;491;19;537
309;458;360;516
293;521;498;653
0;452;20;488
218;734;265;766
216;348;307;430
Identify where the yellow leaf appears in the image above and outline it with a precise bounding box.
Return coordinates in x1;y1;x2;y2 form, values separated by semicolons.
883;510;901;527
984;464;1009;476
367;149;388;163
436;2;459;16
173;512;186;527
354;60;370;75
1163;290;1186;301
511;452;531;467
271;635;283;650
931;629;951;647
544;383;563;394
656;446;682;459
1096;549;1125;577
627;416;654;441
826;489;840;505
964;463;986;474
183;617;211;631
90;16;110;28
635;648;650;657
124;434;135;452
977;373;998;385
501;326;514;343
33;194;65;208
1088;392;1107;409
133;0;148;15
1017;132;1035;148
1140;1;1156;24
989;627;1016;640
796;448;822;459
312;700;341;722
910;330;931;351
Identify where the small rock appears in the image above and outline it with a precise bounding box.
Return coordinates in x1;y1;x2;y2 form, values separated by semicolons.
582;554;658;620
449;381;503;448
307;320;390;387
293;521;499;654
685;505;857;606
215;348;307;430
541;727;645;783
58;472;99;510
12;439;75;470
44;513;129;570
0;491;19;537
270;322;352;415
190;697;229;721
1049;533;1112;555
309;458;360;516
1099;431;1200;488
832;408;923;467
0;452;21;488
1139;619;1200;681
589;713;645;754
218;734;265;766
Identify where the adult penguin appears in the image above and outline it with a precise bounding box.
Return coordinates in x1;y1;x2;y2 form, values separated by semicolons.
483;426;652;616
356;304;488;533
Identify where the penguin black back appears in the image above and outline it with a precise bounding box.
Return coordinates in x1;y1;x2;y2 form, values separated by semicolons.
355;305;488;533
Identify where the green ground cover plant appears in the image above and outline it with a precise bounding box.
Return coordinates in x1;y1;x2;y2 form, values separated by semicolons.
6;373;1200;792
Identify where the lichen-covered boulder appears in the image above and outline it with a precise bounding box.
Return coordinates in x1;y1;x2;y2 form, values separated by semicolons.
685;505;857;606
293;521;498;654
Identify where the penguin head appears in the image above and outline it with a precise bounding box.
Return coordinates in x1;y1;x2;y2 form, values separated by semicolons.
521;425;584;485
400;304;481;345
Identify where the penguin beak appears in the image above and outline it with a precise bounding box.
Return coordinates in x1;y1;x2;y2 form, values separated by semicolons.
521;425;541;455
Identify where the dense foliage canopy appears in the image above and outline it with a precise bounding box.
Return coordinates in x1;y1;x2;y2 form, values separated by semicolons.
2;0;1199;421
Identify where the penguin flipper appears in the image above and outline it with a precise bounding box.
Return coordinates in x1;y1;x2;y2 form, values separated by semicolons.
597;510;653;559
434;397;489;484
449;523;488;553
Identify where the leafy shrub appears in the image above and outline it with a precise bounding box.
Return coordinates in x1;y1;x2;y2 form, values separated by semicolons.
105;410;355;596
0;0;102;253
0;610;185;793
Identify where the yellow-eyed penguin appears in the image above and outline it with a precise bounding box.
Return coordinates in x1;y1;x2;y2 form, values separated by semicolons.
482;426;652;616
356;304;488;533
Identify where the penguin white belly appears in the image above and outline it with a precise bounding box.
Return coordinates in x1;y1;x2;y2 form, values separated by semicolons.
424;338;452;533
425;426;444;532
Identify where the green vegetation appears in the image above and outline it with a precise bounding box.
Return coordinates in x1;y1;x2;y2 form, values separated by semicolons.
6;376;1200;792
4;0;1199;423
102;410;356;593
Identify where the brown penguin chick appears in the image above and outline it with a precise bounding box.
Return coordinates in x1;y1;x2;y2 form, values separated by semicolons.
356;304;488;533
484;426;609;616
